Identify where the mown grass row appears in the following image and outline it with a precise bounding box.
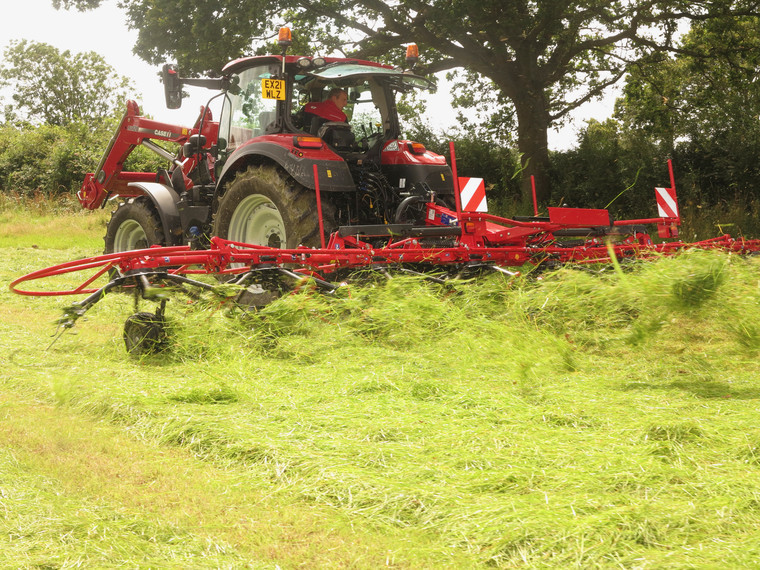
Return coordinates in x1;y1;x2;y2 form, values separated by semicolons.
0;444;244;568
3;210;760;567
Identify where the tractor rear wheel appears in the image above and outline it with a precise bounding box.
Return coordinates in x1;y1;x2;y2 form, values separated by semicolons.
213;167;335;308
105;198;166;253
213;166;333;249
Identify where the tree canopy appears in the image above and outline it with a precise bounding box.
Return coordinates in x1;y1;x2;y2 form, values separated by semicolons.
0;40;134;127
55;0;760;201
614;15;760;201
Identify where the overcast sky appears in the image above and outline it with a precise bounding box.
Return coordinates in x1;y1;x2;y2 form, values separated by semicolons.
2;0;614;149
2;0;194;124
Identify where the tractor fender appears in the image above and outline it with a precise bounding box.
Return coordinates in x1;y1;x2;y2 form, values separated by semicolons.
127;182;182;246
216;140;355;195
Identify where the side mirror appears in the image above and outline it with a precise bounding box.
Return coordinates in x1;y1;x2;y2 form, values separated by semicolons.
161;63;183;109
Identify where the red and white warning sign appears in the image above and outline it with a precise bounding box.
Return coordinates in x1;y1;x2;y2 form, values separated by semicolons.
655;186;678;218
459;177;487;212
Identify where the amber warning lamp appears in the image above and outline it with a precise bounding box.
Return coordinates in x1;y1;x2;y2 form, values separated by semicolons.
406;43;419;69
278;27;293;49
293;136;323;149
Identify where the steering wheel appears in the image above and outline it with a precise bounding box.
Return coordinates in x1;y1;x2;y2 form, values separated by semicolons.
357;130;384;151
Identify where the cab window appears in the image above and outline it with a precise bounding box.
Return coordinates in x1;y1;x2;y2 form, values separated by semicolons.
219;64;280;152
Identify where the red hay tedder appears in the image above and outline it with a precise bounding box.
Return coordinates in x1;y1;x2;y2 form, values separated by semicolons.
11;29;760;353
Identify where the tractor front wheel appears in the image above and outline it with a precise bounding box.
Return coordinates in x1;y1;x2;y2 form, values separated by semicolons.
105;198;166;253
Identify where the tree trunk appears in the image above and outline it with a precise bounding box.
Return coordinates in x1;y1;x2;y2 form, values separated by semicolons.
513;90;552;206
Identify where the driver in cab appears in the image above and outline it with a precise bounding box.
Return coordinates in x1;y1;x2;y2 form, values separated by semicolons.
301;88;355;149
303;88;348;124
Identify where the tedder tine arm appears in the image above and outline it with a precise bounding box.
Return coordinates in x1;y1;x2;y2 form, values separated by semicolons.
54;274;131;333
274;267;340;293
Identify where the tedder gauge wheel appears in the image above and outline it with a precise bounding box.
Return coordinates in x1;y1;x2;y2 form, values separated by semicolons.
123;311;168;355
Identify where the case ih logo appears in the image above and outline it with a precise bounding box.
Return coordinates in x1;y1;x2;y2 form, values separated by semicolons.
127;126;180;138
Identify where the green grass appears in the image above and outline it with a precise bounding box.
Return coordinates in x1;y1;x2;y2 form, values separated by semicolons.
0;194;108;249
0;441;245;568
678;199;760;241
3;206;760;567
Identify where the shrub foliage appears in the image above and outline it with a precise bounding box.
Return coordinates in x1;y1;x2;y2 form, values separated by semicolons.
0;119;164;198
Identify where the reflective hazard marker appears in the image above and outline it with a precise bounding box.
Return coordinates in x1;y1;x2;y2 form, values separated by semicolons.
459;177;487;212
655;186;678;218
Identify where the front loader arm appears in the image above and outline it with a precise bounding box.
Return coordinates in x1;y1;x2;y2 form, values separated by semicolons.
77;100;218;210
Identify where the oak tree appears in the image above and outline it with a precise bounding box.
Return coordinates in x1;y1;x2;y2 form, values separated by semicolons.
55;0;760;201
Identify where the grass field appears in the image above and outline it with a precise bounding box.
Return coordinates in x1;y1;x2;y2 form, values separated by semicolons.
3;206;760;568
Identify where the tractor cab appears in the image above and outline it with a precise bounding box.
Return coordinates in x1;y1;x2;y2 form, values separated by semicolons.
216;56;436;163
213;51;454;227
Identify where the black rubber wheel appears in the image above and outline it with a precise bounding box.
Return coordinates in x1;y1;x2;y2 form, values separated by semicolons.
123;312;168;355
213;166;334;249
105;198;166;253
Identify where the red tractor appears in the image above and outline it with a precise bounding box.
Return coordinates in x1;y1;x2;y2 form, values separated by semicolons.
78;31;455;253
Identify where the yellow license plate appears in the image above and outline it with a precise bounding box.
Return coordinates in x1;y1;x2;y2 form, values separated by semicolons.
261;78;286;100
